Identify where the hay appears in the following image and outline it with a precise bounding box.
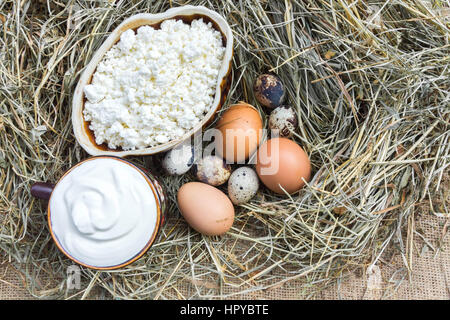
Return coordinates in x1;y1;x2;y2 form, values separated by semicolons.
0;0;449;299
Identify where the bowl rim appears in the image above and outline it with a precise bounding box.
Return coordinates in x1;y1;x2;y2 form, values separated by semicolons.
72;5;234;157
47;155;164;270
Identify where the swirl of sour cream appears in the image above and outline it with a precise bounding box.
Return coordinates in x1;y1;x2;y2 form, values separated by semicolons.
49;158;157;268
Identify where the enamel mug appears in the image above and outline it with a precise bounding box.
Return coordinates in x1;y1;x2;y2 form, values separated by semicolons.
31;156;167;270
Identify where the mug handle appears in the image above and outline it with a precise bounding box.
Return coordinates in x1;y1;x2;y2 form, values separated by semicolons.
31;182;55;200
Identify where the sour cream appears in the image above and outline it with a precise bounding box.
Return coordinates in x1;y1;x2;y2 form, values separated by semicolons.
49;157;158;268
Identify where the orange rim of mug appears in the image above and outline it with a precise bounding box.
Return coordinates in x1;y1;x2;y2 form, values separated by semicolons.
46;156;162;270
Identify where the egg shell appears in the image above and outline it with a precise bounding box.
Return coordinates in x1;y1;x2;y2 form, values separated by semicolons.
215;102;263;163
253;74;285;108
162;144;194;175
177;182;235;236
228;167;259;205
255;137;311;194
194;155;231;186
268;105;298;138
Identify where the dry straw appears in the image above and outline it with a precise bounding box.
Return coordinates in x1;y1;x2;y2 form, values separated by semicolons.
0;0;449;299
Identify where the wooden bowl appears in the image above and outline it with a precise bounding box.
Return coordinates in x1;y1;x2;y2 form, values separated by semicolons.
72;6;233;157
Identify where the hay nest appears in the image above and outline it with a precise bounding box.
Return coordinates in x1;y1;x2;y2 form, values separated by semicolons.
0;0;448;299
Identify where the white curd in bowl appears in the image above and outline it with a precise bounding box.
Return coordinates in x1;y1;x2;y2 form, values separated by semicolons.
83;19;226;151
49;157;158;268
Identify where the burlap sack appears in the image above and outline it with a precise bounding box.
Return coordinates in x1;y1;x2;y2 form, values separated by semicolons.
1;211;448;300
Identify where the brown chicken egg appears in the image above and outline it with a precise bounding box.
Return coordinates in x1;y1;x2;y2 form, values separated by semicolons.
215;102;263;163
177;182;235;236
255;137;311;194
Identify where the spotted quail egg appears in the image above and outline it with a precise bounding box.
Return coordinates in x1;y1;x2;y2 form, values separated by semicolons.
162;143;194;175
194;155;231;186
268;105;298;138
253;73;285;108
228;167;259;205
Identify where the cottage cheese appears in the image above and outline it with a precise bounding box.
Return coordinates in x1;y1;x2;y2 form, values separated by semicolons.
83;19;225;150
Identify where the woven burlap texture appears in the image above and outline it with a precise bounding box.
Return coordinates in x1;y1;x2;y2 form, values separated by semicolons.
1;211;448;300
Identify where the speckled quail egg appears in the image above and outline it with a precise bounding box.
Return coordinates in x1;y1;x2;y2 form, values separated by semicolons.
228;167;259;205
253;73;285;108
194;155;231;186
268;105;298;138
162;143;194;175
